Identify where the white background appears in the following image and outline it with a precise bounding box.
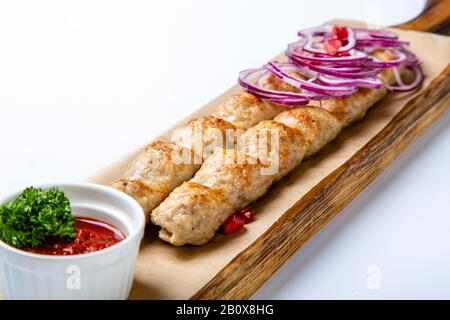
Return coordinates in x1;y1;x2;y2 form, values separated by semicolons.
1;0;449;299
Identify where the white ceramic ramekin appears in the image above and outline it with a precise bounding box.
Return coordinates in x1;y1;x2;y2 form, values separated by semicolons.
0;183;145;300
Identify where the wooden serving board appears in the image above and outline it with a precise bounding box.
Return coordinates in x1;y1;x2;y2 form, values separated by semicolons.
87;2;450;300
192;6;450;299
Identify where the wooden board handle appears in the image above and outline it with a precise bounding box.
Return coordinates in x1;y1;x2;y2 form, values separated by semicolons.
396;0;450;32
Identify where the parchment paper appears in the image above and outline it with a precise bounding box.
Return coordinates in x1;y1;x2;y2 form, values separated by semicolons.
87;21;450;299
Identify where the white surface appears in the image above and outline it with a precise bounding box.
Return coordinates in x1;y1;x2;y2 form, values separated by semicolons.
0;0;447;299
0;183;145;300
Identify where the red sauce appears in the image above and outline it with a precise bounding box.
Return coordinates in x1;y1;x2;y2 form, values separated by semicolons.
24;216;126;256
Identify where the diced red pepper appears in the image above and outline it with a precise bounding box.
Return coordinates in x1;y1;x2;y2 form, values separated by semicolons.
222;214;245;234
332;26;349;40
324;38;342;55
238;208;255;223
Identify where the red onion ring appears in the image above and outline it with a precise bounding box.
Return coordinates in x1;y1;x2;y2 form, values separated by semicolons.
387;66;424;92
362;50;407;68
238;68;324;106
238;25;424;103
298;25;356;54
288;53;382;78
402;49;422;66
317;74;383;89
356;39;409;49
354;28;398;40
287;43;367;65
266;62;357;96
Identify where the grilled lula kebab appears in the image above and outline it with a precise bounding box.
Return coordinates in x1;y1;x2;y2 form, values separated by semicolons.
111;76;304;219
151;25;423;245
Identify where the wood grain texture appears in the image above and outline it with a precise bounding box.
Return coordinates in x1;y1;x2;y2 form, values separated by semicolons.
192;64;450;300
191;7;450;300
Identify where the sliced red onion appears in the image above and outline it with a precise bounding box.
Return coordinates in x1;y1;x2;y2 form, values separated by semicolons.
387;66;423;92
238;25;423;98
239;68;309;99
298;25;356;54
287;42;367;65
354;28;398;40
256;70;270;86
267;62;317;78
356;39;409;49
402;49;422;66
265;62;357;96
362;49;407;68
318;74;383;89
288;54;381;79
392;66;405;86
238;68;323;106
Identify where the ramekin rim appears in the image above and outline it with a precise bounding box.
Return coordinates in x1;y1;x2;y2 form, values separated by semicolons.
0;182;145;261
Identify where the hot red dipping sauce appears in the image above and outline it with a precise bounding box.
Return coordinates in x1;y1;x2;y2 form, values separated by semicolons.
24;216;126;256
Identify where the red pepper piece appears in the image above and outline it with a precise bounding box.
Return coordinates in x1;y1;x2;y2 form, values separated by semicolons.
324;38;342;55
222;214;245;234
332;26;349;40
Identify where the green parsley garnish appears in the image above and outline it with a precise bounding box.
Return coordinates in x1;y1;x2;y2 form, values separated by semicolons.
0;187;76;248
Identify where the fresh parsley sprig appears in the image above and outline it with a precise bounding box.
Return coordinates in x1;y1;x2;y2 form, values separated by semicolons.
0;187;76;248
